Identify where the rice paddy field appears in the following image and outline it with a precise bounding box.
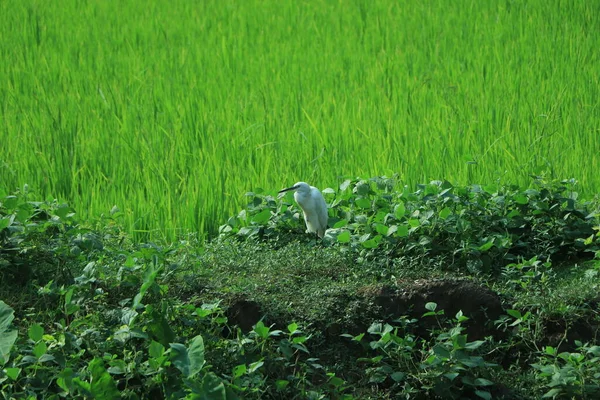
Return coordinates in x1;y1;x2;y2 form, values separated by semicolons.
1;0;599;241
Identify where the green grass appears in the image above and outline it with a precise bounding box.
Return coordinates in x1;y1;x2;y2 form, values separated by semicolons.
1;0;599;241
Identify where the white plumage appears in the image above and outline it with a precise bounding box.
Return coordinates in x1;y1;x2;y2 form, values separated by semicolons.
278;182;328;238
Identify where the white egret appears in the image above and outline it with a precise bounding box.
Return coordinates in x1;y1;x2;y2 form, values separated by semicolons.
278;182;328;239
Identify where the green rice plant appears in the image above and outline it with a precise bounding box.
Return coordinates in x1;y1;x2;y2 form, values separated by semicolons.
0;0;598;241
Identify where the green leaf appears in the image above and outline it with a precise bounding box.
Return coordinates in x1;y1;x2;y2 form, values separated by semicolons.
89;358;120;399
444;372;459;381
432;344;451;359
333;219;347;228
474;378;494;386
439;207;452;219
57;368;75;393
248;359;264;373
514;194;528;204
146;307;175;347
0;301;15;334
170;343;191;377
232;364;246;378
28;324;44;342
275;379;289;390
64;287;74;306
394;203;406;219
355;197;371;209
361;238;380;249
390;371;405;382
132;262;160;309
72;377;91;396
506;309;521;319
542;388;563;398
475;390;492;400
478;241;494;252
107;359;127;375
395;224;409;237
464;340;485;350
149;341;165;358
425;302;437;312
287;322;298;334
251;208;271;224
337;230;351;243
5;367;20;381
33;341;47;358
187;335;206;377
253;321;269;339
0;217;11;231
374;223;388;235
0;302;17;366
339;180;352;191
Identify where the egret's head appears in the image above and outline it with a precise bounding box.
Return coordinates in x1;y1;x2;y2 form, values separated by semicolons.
278;181;310;194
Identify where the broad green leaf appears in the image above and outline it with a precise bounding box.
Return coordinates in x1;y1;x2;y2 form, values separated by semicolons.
147;307;175;347
374;223;388;235
337;230;351;243
232;364;246;378
478;241;494;252
444;372;459;381
28;324;44;342
0;301;17;366
333;219;347;228
64;287;74;306
132;262;160;309
408;218;420;228
187;335;206;377
194;373;226;400
390;371;405;382
439;207;452;219
386;224;398;236
0;301;15;333
464;340;485;350
395;224;409;237
276;380;289;390
361;238;380;249
474;378;494;386
33;341;47;358
72;377;91;396
475;390;492;400
5;367;20;381
425;302;437;312
149;341;165;359
287;322;298;334
89;358;120;399
170;343;191;377
432;344;451;359
506;309;521;319
248;359;264;373
355;197;371;209
0;217;11;231
251;208;271;224
394;203;406;219
514;194;529;204
542;388;562;398
253;321;269;339
339;180;351;191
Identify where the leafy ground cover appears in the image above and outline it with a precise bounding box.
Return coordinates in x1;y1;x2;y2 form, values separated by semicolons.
1;178;599;399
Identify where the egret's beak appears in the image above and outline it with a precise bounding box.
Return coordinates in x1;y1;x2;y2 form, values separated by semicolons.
278;185;299;193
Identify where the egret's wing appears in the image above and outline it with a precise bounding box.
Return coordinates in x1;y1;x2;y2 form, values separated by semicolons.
314;190;329;230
